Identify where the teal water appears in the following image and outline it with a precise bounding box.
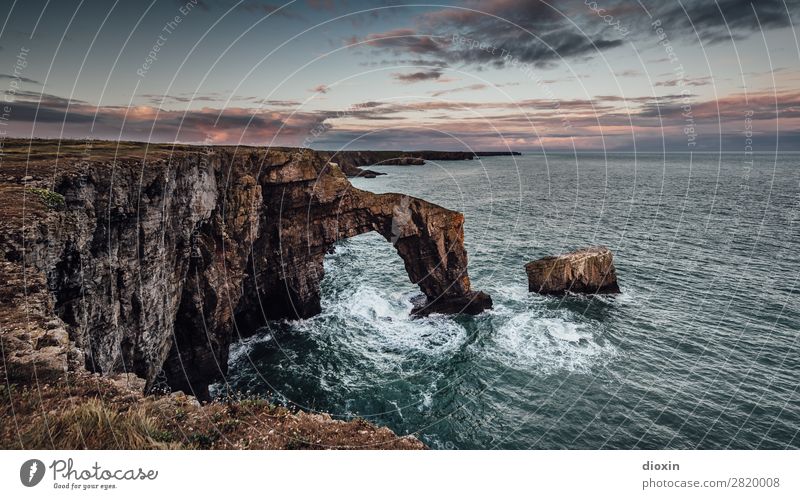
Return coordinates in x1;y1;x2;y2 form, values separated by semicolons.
217;152;800;449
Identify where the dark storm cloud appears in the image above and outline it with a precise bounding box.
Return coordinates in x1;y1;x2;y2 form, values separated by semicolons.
350;0;800;71
647;0;799;43
352;1;624;69
358;28;623;69
420;0;565;32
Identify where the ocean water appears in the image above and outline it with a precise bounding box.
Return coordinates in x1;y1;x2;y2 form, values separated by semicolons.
218;152;800;449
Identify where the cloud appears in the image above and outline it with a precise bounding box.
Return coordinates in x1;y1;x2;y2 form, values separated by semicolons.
309;84;329;94
654;76;712;87
392;70;443;83
3;91;327;145
0;74;42;85
258;99;303;107
431;83;488;96
637;90;800;121
430;82;519;97
358;57;449;68
140;93;222;104
361;28;446;56
420;0;564;31
648;0;800;43
139;92;302;107
347;0;800;73
5;86;799;151
350;1;625;70
3;90;89;107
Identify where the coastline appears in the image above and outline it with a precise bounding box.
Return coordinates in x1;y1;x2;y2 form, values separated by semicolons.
320;149;521;177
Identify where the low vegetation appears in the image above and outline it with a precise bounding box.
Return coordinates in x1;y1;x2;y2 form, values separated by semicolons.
0;372;425;450
26;187;65;209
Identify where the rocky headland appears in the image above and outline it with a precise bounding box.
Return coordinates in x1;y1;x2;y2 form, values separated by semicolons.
321;150;521;178
0;139;492;449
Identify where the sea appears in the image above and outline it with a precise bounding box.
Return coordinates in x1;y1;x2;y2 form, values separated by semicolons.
216;152;800;449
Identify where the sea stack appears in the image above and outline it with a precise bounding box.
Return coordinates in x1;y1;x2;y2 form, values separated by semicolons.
525;246;621;295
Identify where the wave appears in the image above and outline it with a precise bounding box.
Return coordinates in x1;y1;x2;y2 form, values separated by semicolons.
486;310;618;375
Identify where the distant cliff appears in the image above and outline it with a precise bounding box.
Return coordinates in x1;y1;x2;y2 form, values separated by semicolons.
320;150;522;177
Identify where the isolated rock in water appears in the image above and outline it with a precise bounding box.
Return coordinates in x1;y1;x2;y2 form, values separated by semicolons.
525;246;621;295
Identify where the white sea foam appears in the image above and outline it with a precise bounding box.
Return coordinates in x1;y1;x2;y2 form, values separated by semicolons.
346;286;412;322
227;332;272;366
488;282;530;302
333;285;468;357
418;389;434;411
276;284;470;389
489;310;617;375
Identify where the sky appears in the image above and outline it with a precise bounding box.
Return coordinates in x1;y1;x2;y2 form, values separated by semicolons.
1;0;799;152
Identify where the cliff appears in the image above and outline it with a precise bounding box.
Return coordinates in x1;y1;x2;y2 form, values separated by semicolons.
0;140;490;409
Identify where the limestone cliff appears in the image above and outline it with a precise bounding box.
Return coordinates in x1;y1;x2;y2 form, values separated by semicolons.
0;140;490;402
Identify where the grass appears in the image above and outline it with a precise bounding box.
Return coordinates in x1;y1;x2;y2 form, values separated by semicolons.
21;398;178;450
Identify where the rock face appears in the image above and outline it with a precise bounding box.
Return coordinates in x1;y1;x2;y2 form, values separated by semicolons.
2;142;490;400
525;246;621;295
319;151;421;178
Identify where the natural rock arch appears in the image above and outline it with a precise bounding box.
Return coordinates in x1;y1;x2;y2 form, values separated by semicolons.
44;148;490;399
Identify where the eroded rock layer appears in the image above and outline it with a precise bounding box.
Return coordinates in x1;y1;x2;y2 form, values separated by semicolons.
525;246;621;296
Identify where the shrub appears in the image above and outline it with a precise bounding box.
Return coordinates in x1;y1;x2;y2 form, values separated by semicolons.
27;187;65;209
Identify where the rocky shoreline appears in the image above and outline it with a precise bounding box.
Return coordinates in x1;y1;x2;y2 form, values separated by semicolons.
0;139;494;449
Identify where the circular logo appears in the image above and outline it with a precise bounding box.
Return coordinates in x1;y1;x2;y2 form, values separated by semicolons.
20;459;45;487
